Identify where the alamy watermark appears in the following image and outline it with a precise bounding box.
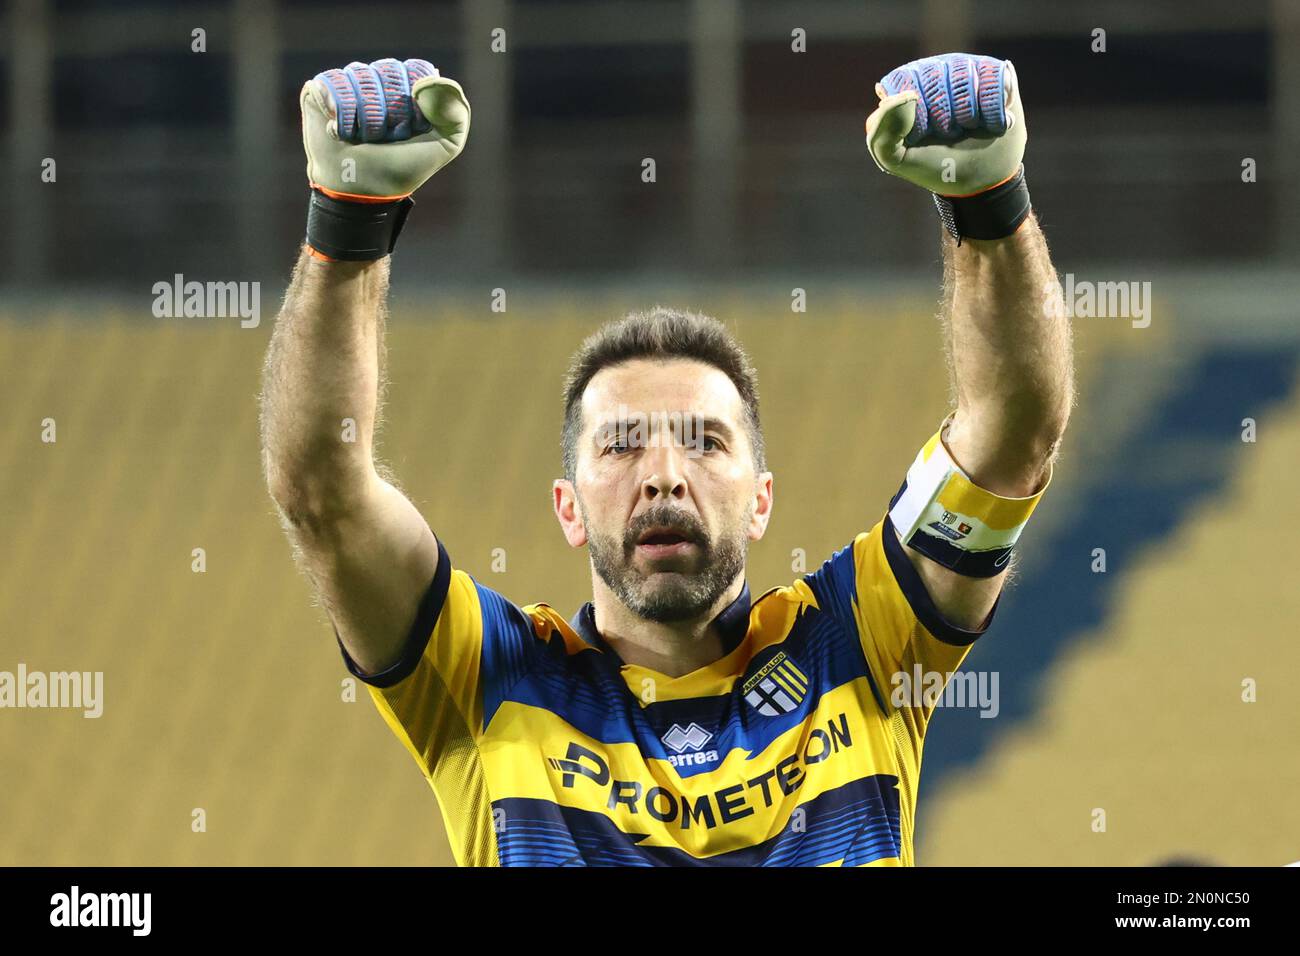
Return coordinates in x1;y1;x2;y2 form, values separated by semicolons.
594;405;711;458
50;886;150;936
1047;273;1151;329
151;273;260;328
0;663;103;718
890;665;999;718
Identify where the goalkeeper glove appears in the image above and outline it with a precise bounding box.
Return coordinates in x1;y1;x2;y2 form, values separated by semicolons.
300;58;471;260
865;53;1030;242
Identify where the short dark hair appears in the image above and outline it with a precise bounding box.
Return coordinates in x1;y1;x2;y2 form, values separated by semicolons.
561;307;766;483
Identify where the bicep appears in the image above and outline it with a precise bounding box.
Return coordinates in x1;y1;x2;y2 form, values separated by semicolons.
285;473;439;674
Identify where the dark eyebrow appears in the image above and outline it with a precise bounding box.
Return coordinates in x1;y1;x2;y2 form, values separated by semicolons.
589;413;738;443
697;417;737;441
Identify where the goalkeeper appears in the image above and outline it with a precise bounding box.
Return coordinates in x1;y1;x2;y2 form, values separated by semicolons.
260;54;1073;866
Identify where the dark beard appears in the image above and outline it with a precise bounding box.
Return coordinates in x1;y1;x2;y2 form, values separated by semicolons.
586;503;747;624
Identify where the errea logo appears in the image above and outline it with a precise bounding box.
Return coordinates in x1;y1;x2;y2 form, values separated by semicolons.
661;723;719;768
662;722;712;753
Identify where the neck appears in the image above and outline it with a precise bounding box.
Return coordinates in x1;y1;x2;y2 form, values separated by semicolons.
590;573;746;678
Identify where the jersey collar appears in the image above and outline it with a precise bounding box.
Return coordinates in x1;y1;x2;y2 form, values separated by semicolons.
569;581;753;665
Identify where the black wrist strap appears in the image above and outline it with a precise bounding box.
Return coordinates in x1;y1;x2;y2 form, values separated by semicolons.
933;166;1031;243
305;189;414;261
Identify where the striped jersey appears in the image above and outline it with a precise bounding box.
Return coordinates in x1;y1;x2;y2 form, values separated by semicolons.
338;515;989;866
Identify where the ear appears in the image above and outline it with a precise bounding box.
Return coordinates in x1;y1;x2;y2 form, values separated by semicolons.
747;471;774;541
553;478;587;548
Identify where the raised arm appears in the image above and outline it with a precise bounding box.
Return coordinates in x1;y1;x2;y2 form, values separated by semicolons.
919;215;1072;626
259;58;470;673
941;216;1072;499
261;254;439;673
866;53;1073;628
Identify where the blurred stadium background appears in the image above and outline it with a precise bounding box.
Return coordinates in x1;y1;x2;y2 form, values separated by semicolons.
1;0;1298;865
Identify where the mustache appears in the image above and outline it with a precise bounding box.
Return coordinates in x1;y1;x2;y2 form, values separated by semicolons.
622;507;707;551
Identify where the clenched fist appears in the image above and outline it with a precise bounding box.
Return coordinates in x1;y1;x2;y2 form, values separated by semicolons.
299;58;471;260
865;53;1031;241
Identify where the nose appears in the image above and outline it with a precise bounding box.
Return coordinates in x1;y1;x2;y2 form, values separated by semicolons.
640;444;688;502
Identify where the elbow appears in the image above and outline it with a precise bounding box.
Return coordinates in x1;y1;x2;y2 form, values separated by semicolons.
965;387;1071;451
264;466;323;533
263;452;369;534
954;390;1072;494
1019;399;1071;493
1010;396;1072;475
1029;395;1072;457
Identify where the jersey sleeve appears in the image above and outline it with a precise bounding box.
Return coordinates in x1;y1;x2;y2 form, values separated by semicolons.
804;516;994;720
335;537;541;776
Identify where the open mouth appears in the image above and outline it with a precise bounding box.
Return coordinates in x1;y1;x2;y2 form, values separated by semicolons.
634;526;699;558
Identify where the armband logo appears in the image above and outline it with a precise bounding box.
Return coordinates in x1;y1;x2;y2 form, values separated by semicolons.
927;520;966;542
928;510;972;542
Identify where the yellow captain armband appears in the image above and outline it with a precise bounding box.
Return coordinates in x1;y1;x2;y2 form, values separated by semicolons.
886;422;1051;578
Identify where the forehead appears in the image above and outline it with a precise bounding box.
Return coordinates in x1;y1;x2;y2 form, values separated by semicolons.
581;358;742;429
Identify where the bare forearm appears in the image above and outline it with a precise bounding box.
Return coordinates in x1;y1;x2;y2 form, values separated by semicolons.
259;248;390;516
942;214;1074;496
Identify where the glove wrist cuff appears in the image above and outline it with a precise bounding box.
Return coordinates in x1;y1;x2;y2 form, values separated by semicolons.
933;166;1031;243
305;188;415;261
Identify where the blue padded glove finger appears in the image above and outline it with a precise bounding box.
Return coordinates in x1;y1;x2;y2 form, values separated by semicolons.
314;58;438;144
879;53;1010;146
867;51;1025;197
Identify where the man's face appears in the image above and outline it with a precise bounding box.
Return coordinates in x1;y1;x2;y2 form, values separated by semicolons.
554;357;773;623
